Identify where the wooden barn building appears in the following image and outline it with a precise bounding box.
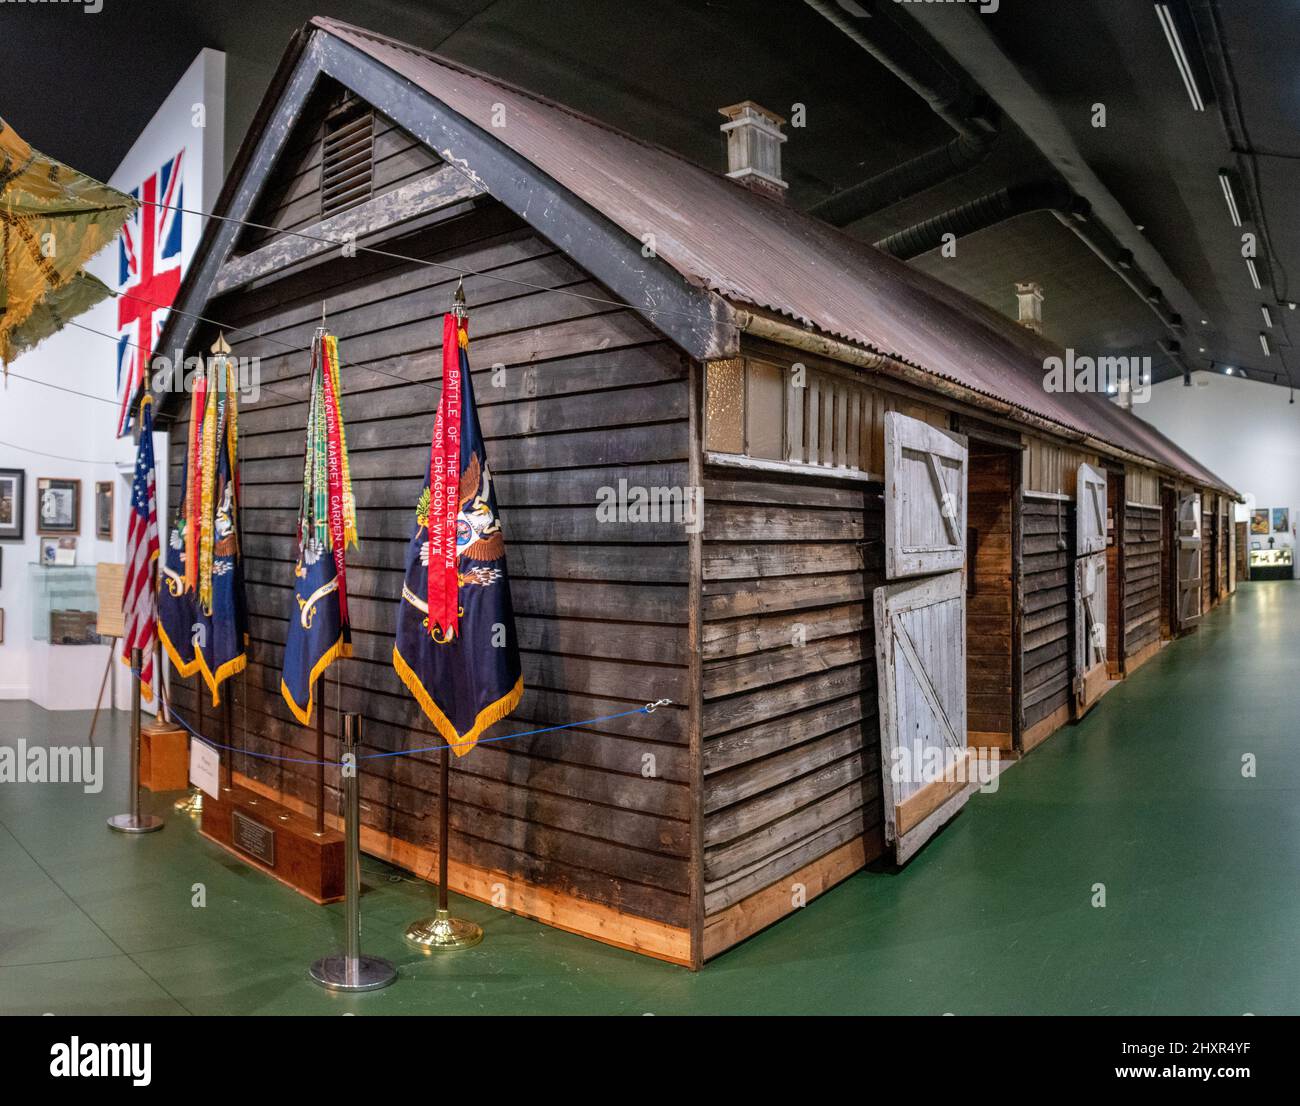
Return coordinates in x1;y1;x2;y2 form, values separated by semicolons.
150;18;1237;968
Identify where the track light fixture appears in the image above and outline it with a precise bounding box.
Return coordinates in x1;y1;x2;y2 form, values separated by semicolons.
1218;170;1242;227
1155;3;1206;111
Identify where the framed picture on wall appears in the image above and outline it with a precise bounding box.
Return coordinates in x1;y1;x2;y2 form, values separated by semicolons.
0;468;24;541
1272;507;1290;534
95;481;114;540
1251;508;1270;536
36;477;80;535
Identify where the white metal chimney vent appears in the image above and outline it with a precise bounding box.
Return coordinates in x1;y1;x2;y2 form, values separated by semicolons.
1016;281;1044;334
719;101;788;199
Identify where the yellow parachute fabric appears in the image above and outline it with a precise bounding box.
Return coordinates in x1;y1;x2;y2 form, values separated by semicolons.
0;113;138;364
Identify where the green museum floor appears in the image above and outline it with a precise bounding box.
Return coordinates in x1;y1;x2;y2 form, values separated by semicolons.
1;581;1296;1016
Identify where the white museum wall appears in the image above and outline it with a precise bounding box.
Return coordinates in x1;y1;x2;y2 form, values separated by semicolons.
0;49;225;707
1143;370;1300;577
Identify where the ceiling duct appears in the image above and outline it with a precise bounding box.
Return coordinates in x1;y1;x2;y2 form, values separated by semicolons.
804;0;999;226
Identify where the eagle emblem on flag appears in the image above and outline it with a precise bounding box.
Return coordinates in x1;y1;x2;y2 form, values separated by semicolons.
393;310;522;755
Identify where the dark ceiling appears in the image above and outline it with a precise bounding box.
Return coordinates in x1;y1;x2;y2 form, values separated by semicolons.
0;0;1294;393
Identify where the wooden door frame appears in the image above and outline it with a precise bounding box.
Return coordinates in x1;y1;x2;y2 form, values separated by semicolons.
1161;483;1179;636
950;416;1022;753
1105;464;1126;677
960;436;1021;755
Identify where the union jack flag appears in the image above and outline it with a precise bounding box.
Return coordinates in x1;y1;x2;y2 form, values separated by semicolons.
122;396;160;700
116;149;184;437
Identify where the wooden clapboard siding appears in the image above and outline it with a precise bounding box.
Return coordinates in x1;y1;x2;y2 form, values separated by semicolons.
1201;492;1215;615
1022;437;1099;498
1020;495;1073;735
699;470;885;936
966;441;1014;750
1218;499;1230;601
1123;504;1161;658
165;198;697;937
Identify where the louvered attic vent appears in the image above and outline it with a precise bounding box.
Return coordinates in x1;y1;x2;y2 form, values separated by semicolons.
321;97;374;218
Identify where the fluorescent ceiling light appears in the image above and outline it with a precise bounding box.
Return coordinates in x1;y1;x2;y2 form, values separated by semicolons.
1218;171;1242;226
1156;4;1206;111
1262;305;1273;328
1247;258;1261;290
1260;333;1271;357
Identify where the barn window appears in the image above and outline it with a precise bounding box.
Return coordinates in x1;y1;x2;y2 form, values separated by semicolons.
320;96;375;218
704;355;882;478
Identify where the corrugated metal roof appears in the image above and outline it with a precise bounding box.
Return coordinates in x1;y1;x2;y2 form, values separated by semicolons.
312;18;1233;493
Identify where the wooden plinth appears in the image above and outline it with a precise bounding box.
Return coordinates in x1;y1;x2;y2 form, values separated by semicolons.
140;722;190;792
200;785;344;904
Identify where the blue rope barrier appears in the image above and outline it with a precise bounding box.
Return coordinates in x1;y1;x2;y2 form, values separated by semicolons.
129;666;671;767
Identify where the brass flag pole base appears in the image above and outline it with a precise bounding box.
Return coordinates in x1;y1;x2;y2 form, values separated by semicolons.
173;789;204;815
405;909;483;952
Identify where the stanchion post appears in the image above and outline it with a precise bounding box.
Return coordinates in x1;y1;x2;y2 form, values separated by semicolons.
309;712;396;991
107;648;164;834
314;675;325;835
404;737;483;950
222;695;234;791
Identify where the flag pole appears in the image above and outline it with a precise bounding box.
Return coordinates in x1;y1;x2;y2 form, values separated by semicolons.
107;648;165;834
314;675;325;835
404;737;483;950
222;695;234;792
404;279;484;951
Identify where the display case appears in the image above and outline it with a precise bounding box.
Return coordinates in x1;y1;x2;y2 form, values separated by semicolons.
27;563;100;642
1248;546;1293;581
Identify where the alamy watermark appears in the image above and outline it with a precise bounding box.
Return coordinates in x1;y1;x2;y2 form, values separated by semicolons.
1043;349;1152;404
891;743;1000;793
0;740;103;793
150;352;262;404
893;0;1000;14
2;0;103;12
596;479;703;534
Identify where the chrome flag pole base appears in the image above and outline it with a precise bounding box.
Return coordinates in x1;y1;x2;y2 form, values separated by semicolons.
405;909;483;952
309;954;397;992
173;789;204;815
107;813;165;834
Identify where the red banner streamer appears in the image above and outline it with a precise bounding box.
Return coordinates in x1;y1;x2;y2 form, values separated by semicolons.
321;337;350;626
427;313;463;637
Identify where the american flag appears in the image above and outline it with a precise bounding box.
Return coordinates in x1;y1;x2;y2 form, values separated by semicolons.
122;397;161;700
116;149;184;437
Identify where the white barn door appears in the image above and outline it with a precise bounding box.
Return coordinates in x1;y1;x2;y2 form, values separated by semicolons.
1074;552;1108;715
1077;463;1107;555
1073;463;1109;715
1176;491;1202;626
883;412;968;579
875;413;970;863
874;573;971;864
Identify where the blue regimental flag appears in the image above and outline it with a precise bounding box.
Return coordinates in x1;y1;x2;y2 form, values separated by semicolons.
157;447;198;679
393;312;523;755
280;332;356;726
158;364;247;704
